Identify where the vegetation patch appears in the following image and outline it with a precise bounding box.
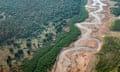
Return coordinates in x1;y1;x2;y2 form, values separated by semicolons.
0;15;3;19
95;36;120;72
111;0;120;16
110;19;120;31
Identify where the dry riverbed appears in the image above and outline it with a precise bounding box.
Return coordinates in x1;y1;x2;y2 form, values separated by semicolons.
52;0;114;72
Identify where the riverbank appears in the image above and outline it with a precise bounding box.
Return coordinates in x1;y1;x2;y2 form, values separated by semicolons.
53;0;114;72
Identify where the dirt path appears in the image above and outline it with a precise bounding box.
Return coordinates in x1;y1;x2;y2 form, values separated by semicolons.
52;0;113;72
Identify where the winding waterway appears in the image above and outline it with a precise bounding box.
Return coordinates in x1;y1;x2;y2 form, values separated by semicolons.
54;0;108;72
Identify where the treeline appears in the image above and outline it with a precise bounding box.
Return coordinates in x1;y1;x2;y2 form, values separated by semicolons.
95;36;120;72
0;0;84;44
21;0;88;72
111;0;120;16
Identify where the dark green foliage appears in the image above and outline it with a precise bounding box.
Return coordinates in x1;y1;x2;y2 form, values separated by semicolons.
27;50;31;55
111;0;120;16
6;56;12;67
96;36;120;72
26;42;32;48
26;39;32;51
6;40;13;45
18;49;24;58
9;48;14;54
110;19;120;31
14;49;24;61
0;15;3;19
118;66;120;72
45;33;53;42
14;53;20;61
0;0;86;44
13;43;21;48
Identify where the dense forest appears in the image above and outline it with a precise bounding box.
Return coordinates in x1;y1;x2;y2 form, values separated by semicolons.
0;0;84;44
111;0;120;16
